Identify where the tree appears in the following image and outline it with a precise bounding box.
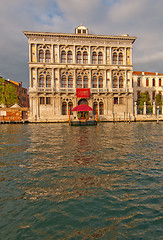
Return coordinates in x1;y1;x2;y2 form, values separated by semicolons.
155;93;162;106
137;91;151;106
0;77;17;107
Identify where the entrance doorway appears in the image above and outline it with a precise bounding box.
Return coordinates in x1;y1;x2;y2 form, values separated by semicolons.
78;98;88;105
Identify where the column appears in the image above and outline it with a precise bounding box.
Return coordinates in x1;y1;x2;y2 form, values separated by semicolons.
153;102;156;115
134;102;137;115
143;102;147;115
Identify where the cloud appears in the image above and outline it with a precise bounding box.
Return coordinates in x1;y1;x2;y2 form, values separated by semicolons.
0;0;163;88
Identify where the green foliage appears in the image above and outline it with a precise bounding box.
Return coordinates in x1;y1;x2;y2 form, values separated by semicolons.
155;94;162;106
137;91;151;106
0;78;17;106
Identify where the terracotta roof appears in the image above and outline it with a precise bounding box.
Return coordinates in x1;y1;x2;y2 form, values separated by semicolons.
133;71;163;76
8;80;19;86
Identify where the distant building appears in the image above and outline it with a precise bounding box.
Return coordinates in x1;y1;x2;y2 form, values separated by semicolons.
132;71;163;102
0;77;29;107
24;25;136;122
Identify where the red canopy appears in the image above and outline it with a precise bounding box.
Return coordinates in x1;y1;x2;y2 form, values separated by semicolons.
72;104;93;112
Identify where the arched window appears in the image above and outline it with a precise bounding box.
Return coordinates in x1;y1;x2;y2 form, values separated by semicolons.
45;50;51;63
62;102;67;115
93;102;98;115
77;51;82;64
77;76;82;88
67;51;72;64
83;51;88;64
99;102;104;115
68;75;73;88
39;50;44;63
46;75;51;87
68;102;73;115
137;77;141;87
83;76;88;88
99;76;103;88
92;76;97;88
98;52;103;64
113;76;118;88
118;53;123;65
61;50;66;63
152;78;155;87
39;75;44;87
61;75;67;88
113;52;117;64
92;52;97;64
146;78;149;86
119;76;123;88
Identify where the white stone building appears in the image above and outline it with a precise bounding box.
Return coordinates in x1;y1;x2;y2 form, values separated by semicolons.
24;25;136;122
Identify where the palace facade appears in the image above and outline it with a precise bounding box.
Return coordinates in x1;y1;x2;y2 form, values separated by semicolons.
24;25;136;122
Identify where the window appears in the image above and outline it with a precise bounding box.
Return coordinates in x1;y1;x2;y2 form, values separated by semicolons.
68;102;73;115
77;51;82;64
83;76;88;88
118;53;123;65
46;75;51;88
77;76;82;88
99;102;104;115
113;52;117;64
68;75;73;88
61;75;67;88
114;97;118;104
93;102;98;115
39;75;44;87
152;91;155;101
119;76;123;88
83;30;86;34
61;50;66;63
78;29;81;34
119;97;124;104
146;78;149;87
83;51;88;64
40;97;45;104
92;76;97;88
137;77;141;87
67;51;72;64
45;50;51;63
152;78;155;87
92;52;97;64
39;50;44;62
113;76;118;88
159;78;162;87
62;102;67;115
98;52;103;64
99;76;103;88
46;97;51;104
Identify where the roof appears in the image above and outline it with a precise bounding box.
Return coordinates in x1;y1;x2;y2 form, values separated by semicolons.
133;71;163;76
7;80;19;86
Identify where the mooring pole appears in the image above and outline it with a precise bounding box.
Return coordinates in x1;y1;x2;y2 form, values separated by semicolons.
157;106;159;124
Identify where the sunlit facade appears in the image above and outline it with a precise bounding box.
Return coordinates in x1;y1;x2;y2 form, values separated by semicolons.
24;25;136;122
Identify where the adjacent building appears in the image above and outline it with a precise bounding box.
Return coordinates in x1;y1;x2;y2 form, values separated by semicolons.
24;25;136;122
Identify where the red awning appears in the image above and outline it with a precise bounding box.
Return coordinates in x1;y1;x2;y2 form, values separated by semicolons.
72;104;93;112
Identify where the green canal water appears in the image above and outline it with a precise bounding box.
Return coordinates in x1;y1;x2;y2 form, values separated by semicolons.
0;123;163;240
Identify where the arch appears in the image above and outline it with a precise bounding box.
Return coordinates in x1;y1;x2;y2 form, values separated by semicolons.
68;102;73;115
45;50;51;63
78;98;88;105
61;50;66;63
83;51;88;64
62;102;67;115
92;76;97;88
68;75;73;88
77;75;82;88
92;51;97;64
118;52;123;65
39;75;44;87
113;76;118;88
39;50;44;63
61;75;67;88
77;51;82;64
113;52;117;64
46;75;51;87
83;76;88;88
99;76;103;88
119;76;123;88
67;51;72;63
99;102;104;115
93;102;98;115
98;52;103;64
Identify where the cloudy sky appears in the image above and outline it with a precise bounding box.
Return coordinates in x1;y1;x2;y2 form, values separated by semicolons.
0;0;163;89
